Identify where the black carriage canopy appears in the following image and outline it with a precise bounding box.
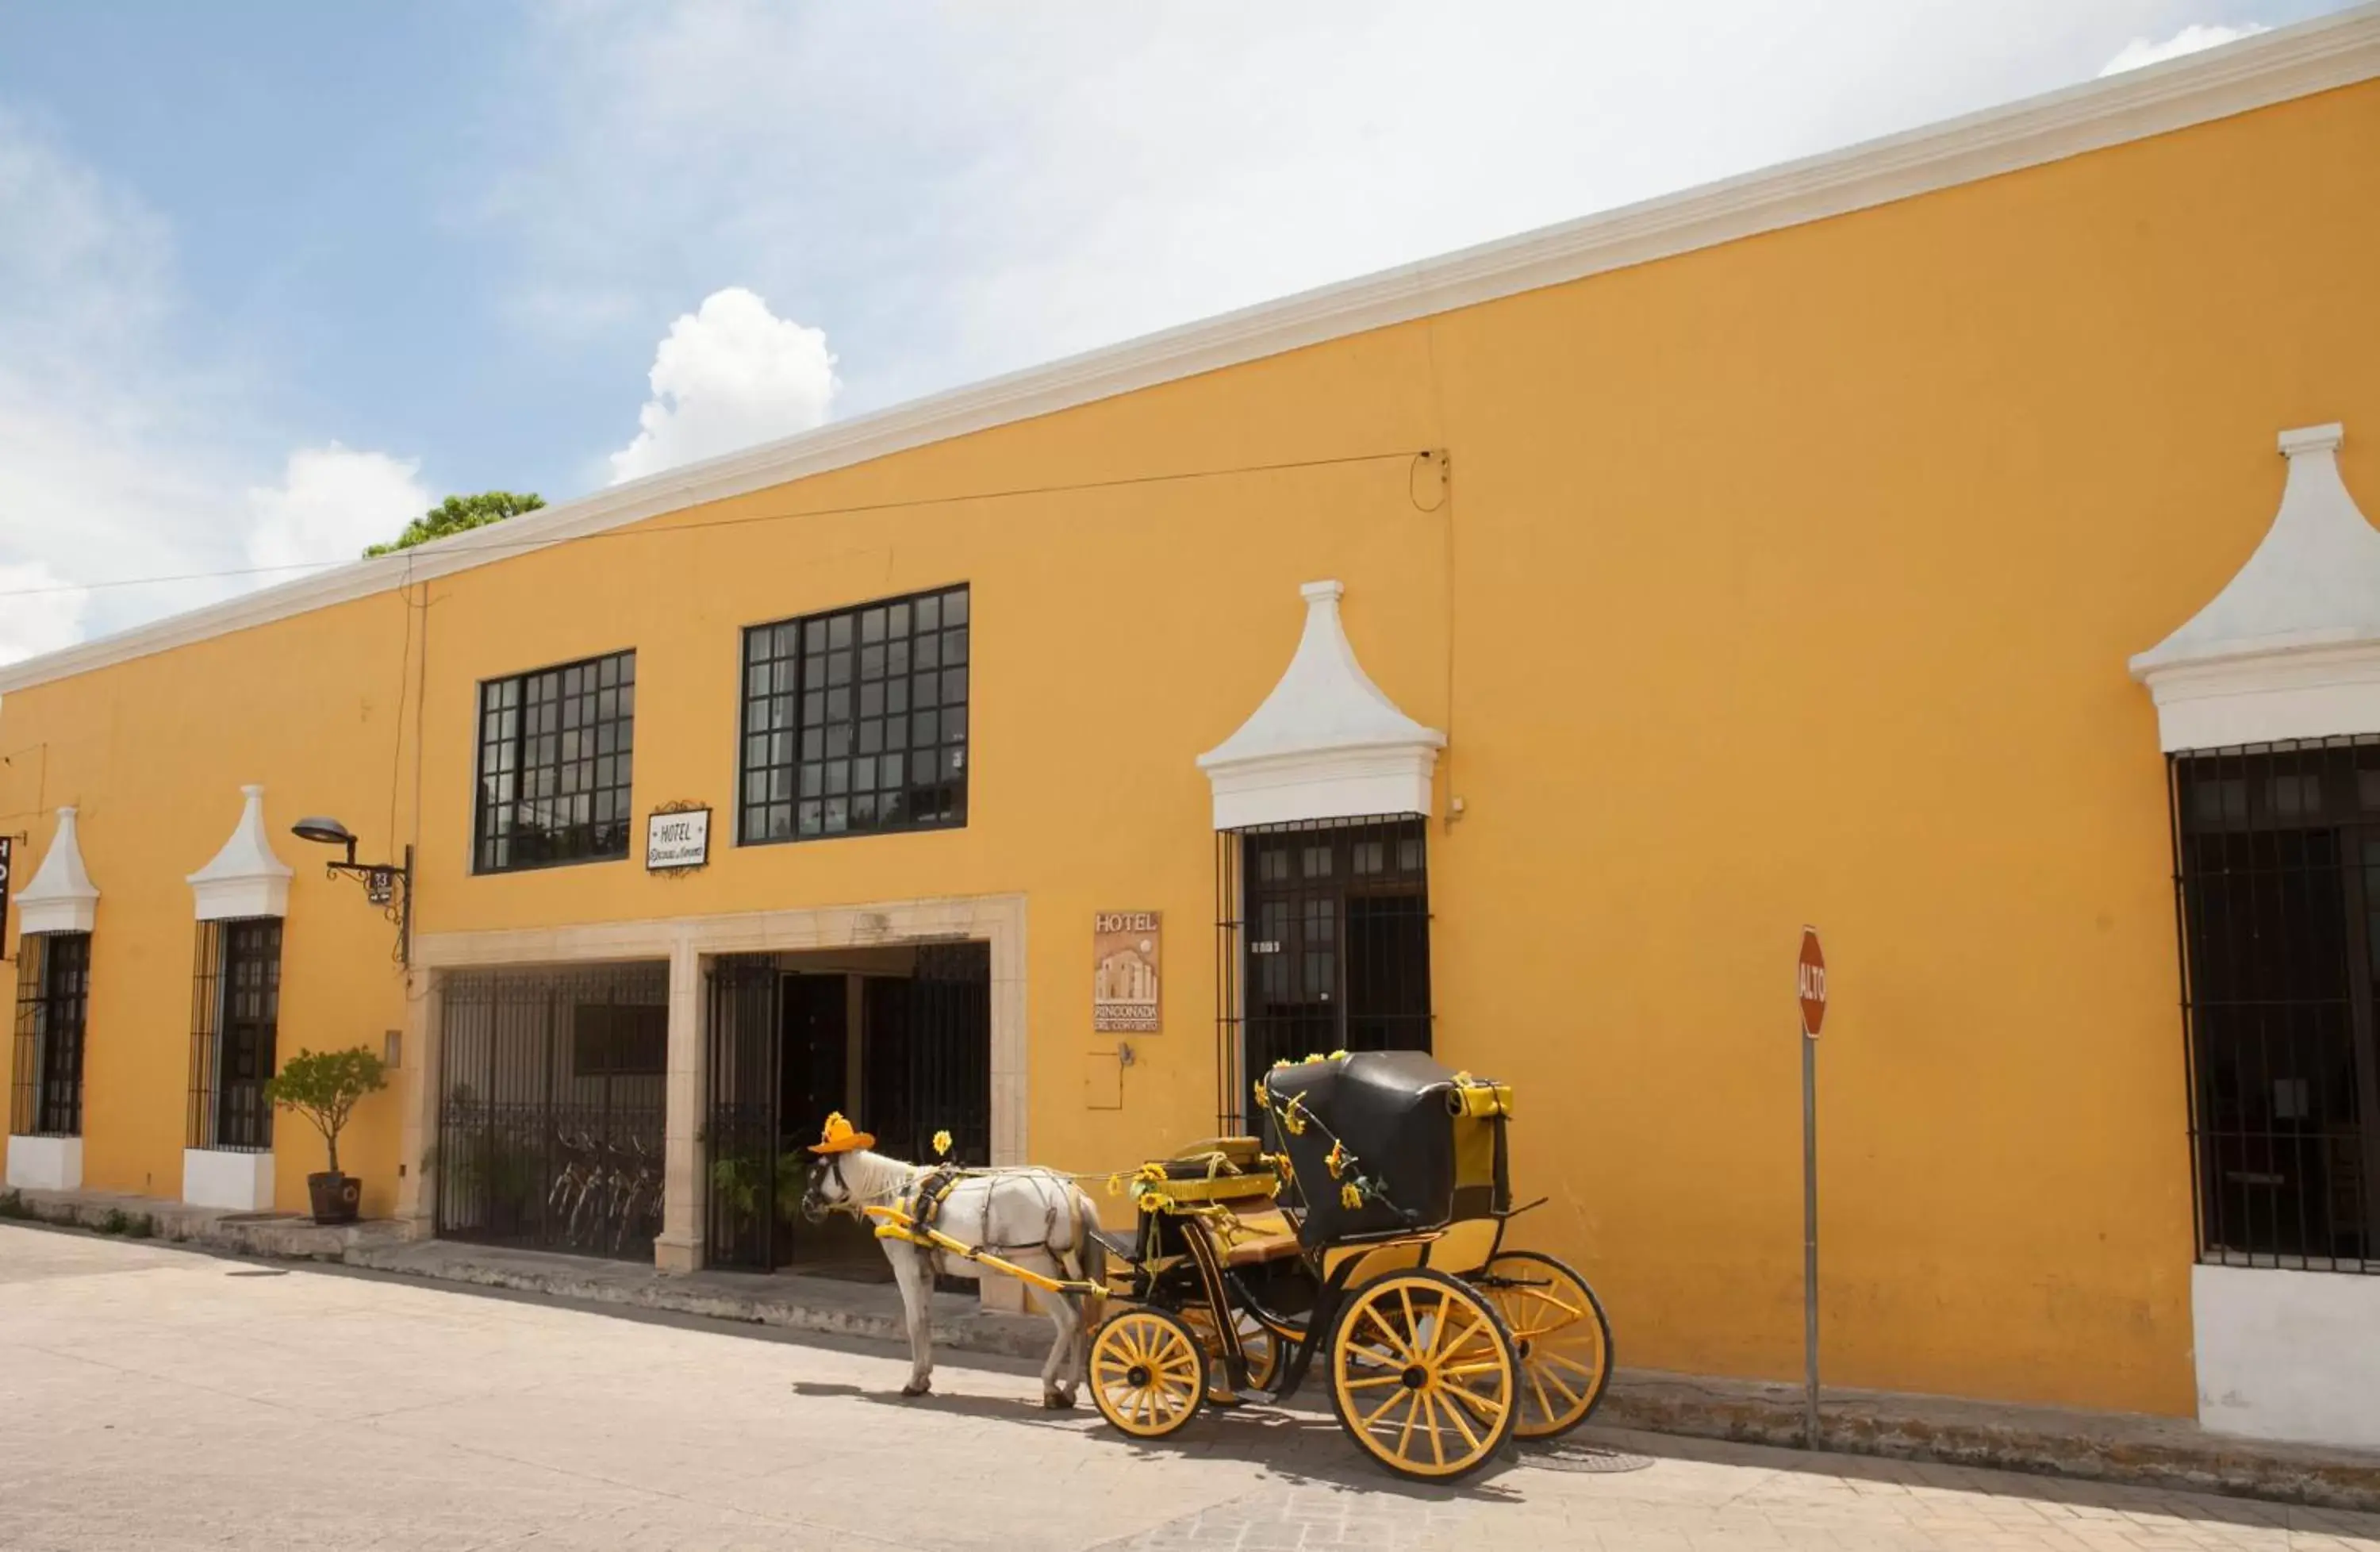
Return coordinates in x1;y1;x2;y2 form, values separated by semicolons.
1260;1050;1512;1243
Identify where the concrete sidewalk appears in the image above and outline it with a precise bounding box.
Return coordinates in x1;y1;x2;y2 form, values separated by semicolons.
9;1181;2379;1513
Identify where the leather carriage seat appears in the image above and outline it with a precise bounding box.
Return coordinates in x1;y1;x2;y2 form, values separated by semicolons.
1216;1204;1303;1268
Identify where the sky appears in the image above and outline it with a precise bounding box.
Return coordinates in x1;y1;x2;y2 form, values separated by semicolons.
0;0;2351;662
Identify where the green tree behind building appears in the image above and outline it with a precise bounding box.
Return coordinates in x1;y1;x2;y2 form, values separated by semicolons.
365;491;546;557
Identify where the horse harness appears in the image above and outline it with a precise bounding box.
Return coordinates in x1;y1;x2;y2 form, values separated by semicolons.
889;1165;1075;1280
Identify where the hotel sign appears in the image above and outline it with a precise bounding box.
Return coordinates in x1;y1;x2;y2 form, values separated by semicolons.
645;807;711;873
1093;910;1161;1032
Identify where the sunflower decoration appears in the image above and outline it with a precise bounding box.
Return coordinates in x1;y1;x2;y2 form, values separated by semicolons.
1339;1181;1365;1211
1324;1140;1349;1179
1277;1095;1309;1137
1251;1081;1273;1112
931;1129;954;1159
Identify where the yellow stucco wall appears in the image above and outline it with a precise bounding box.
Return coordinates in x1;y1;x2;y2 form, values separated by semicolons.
5;80;2378;1417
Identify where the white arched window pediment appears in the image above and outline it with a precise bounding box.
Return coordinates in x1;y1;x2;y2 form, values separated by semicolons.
2132;424;2380;751
1196;581;1445;831
186;784;294;921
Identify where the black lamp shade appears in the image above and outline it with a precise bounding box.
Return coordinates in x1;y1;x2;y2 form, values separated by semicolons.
292;816;357;848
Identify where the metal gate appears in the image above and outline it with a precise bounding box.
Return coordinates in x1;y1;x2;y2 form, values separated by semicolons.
705;954;784;1270
434;962;668;1262
866;941;993;1167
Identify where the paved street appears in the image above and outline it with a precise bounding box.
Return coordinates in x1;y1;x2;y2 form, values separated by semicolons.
2;1225;2377;1551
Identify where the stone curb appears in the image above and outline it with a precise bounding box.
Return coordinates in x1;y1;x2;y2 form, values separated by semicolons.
341;1241;1054;1361
1599;1373;2380;1514
10;1183;2378;1512
0;1185;406;1261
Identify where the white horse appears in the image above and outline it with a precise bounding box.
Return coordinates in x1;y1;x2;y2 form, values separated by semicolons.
801;1147;1107;1408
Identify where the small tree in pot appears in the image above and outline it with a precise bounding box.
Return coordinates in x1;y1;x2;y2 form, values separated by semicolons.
263;1047;389;1224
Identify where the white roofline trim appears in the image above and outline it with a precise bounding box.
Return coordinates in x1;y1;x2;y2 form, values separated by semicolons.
3;4;2376;697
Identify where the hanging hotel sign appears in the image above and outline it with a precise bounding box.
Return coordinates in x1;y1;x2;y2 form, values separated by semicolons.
1093;910;1161;1032
645;805;711;873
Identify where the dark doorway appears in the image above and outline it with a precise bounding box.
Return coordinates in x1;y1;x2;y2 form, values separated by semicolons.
704;943;992;1273
781;974;848;1151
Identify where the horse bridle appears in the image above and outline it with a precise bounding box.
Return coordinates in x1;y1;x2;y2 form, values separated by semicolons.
814;1152;861;1219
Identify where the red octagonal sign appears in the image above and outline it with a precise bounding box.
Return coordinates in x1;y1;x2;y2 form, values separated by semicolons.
1798;926;1827;1038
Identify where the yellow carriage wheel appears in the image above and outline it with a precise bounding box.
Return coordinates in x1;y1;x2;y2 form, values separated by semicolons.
1182;1304;1284;1405
1326;1269;1521;1482
1089;1308;1208;1440
1472;1250;1613;1439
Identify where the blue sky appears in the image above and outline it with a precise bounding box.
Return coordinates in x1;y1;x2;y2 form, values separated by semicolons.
0;0;2347;659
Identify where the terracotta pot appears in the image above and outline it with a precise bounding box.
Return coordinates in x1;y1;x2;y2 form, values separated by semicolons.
307;1171;363;1226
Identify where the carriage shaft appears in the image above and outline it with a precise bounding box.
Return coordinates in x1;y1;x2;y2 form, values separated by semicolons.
861;1204;1106;1297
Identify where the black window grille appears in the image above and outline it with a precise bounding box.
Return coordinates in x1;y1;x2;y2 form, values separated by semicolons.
186;919;280;1152
474;650;636;873
2171;740;2380;1273
10;932;90;1137
1215;815;1431;1133
739;585;969;845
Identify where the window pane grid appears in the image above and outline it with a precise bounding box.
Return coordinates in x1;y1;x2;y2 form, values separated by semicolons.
474;650;635;873
739;586;969;845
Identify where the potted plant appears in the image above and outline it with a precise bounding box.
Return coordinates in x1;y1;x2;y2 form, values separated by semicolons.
263;1046;390;1224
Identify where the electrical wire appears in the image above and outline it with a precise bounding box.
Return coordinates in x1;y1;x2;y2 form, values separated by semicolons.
0;448;1434;601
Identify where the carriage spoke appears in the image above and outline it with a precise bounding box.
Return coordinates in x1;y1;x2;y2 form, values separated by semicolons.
1342;1373;1408;1389
1528;1366;1558;1423
1541;1351;1602;1380
1439;1358;1509;1377
1437;1312;1487;1363
1438;1386;1484;1453
1361;1384;1413;1428
1537;1362;1584;1407
1361;1307;1418;1366
1394;1388;1422;1457
1420;1391;1445;1466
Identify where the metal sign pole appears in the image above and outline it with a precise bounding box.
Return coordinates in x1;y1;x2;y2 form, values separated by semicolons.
1802;1022;1819;1450
1795;924;1826;1453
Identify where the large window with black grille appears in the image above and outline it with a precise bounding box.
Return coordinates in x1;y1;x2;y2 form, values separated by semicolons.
186;919;282;1152
474;649;636;873
1215;816;1430;1129
739;585;969;844
10;932;90;1138
2172;740;2380;1273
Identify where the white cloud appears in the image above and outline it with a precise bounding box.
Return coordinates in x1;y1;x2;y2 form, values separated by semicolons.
244;446;433;570
2100;22;2269;76
0;562;89;666
0;109;438;655
607;286;837;485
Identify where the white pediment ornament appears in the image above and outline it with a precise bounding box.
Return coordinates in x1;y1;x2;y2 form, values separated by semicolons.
16;806;98;935
2132;425;2380;752
186;785;294;921
1196;581;1445;831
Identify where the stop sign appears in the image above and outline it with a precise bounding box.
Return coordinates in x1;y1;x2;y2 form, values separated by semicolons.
1798;926;1827;1037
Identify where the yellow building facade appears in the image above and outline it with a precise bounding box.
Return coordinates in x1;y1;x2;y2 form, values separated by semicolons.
6;13;2380;1449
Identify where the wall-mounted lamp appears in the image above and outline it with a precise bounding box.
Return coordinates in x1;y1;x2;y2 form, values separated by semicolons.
292;816;413;964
